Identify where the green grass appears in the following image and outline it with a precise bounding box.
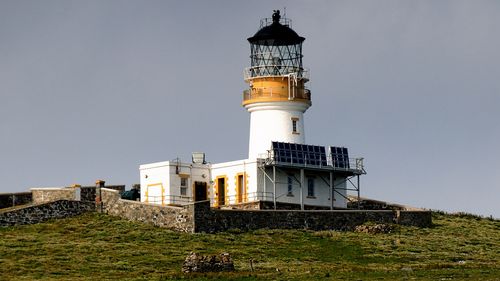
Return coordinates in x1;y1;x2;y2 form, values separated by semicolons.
0;212;499;280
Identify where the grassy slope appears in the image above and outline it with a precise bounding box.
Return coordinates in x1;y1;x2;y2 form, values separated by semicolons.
0;212;498;281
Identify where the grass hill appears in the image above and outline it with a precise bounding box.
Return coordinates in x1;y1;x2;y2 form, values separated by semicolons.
0;212;498;280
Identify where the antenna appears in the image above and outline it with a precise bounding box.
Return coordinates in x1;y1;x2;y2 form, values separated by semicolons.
283;6;287;18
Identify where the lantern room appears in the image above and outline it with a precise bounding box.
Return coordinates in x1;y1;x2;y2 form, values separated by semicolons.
243;10;311;106
247;10;305;78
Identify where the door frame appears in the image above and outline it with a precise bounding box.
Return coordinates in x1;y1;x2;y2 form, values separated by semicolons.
193;181;208;202
214;175;227;207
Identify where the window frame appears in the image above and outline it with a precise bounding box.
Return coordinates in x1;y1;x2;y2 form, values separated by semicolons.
307;177;315;198
291;117;300;134
287;174;294;196
180;177;188;196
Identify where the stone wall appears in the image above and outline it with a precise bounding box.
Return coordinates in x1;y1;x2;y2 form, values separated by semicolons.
0;192;32;209
193;201;432;233
31;188;76;204
30;185;126;204
0;187;432;232
347;196;424;211
398;210;433;226
101;188;194;232
0;200;94;227
81;185;126;202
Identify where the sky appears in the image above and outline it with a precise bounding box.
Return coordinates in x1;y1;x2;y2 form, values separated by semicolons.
0;0;499;218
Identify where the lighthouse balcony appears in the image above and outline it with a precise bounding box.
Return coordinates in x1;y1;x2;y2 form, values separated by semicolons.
244;66;309;82
243;87;311;105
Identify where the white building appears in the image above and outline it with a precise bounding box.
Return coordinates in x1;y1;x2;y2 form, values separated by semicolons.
140;10;365;210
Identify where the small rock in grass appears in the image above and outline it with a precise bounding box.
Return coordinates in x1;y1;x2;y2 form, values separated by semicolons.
354;224;393;234
182;252;235;273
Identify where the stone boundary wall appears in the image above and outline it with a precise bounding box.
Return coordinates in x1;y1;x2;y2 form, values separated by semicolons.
347;196;424;211
192;201;432;233
0;187;432;232
81;185;126;202
31;187;76;204
0;192;32;209
101;188;194;232
398;210;433;226
97;192;432;233
0;200;94;227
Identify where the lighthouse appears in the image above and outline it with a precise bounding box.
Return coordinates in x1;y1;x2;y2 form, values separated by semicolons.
244;10;311;159
139;10;365;210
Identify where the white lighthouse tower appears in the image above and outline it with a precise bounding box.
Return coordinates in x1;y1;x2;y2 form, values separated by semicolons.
243;10;311;159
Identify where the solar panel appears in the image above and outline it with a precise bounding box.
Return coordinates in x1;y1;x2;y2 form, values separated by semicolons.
320;146;327;166
272;142;279;150
271;141;327;167
330;146;350;168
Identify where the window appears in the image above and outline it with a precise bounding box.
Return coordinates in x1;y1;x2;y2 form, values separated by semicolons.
287;175;293;195
307;178;315;197
291;117;299;134
180;177;188;196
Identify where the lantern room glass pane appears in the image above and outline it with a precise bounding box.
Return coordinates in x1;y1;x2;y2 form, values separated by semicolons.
249;43;304;77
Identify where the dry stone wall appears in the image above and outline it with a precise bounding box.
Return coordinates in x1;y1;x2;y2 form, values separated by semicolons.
96;192;432;233
0;187;432;233
80;185;126;202
192;201;432;233
0;200;94;227
398;210;433;226
101;188;194;232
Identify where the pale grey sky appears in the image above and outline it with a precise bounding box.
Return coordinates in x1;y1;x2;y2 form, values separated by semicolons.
1;0;499;217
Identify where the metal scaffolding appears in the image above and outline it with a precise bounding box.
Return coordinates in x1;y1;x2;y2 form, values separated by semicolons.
258;162;364;210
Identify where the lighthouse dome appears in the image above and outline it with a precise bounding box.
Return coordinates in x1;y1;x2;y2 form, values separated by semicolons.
248;11;304;46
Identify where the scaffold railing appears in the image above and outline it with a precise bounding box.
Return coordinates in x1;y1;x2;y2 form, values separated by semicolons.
145;192;277;207
211;192;275;206
145;195;193;206
259;152;366;175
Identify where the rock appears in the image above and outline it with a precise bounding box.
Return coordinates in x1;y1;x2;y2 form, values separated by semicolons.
182;252;235;273
354;224;393;234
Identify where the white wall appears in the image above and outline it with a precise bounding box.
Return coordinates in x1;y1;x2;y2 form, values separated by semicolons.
168;163;210;205
260;167;349;208
139;159;349;208
139;161;170;205
245;102;310;159
211;159;259;206
139;161;210;206
333;178;347;208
